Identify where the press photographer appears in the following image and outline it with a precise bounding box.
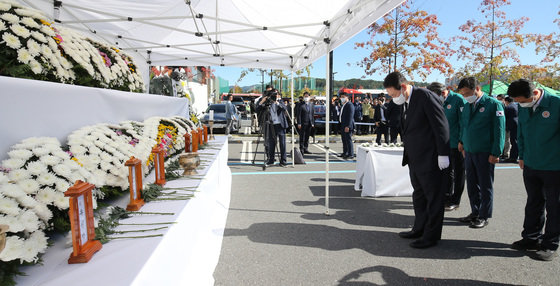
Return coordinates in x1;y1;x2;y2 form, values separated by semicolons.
257;90;289;167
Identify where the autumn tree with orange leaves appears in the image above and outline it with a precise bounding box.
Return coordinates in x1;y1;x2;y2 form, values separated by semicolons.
453;0;531;96
354;0;453;81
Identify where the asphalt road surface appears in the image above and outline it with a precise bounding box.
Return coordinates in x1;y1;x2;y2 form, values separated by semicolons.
214;138;559;286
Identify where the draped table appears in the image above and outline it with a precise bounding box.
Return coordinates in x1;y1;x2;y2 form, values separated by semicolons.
16;136;231;286
354;145;413;197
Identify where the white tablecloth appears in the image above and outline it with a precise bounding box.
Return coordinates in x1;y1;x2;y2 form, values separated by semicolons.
16;136;231;286
354;146;413;197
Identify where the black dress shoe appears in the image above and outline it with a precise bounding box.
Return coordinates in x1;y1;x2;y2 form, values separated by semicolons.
304;150;312;154
410;239;437;249
459;213;478;223
469;218;489;228
399;230;423;239
511;238;540;251
445;204;460;211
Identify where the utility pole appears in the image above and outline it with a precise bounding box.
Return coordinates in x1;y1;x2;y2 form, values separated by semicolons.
488;3;495;97
393;8;399;72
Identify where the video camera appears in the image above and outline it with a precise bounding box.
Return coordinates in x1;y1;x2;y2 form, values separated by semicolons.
262;90;279;106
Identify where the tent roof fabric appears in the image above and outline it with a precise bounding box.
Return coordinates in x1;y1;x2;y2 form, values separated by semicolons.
20;0;404;70
482;80;509;96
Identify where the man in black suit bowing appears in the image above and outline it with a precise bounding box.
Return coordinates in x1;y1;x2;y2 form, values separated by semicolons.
383;72;450;249
297;92;315;154
338;92;355;159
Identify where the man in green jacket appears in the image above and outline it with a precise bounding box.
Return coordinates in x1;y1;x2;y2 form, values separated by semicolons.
427;82;467;212
507;79;560;261
457;77;505;229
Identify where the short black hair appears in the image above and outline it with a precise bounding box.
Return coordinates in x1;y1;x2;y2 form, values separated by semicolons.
303;91;310;96
340;92;348;97
507;79;535;98
265;85;273;90
383;71;408;90
427;82;445;96
505;96;514;103
457;77;479;90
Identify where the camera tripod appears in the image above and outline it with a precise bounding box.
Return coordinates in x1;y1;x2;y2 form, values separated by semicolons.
252;107;282;171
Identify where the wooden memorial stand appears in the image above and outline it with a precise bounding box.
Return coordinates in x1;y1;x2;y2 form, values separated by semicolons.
198;127;204;145
184;132;191;152
152;146;166;186
192;130;199;152
125;157;145;211
65;180;102;264
203;125;208;144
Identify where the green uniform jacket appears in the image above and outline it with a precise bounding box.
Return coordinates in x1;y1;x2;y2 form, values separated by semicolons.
460;94;505;156
443;91;466;149
518;90;560;171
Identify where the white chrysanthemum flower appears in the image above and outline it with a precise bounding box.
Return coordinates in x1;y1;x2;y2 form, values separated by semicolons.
0;20;6;31
39;155;61;166
54;179;70;193
0;184;26;198
20;17;40;29
17;179;40;194
8;149;32;160
29;60;43;74
0;214;25;232
2;33;20;50
42;143;60;152
27;39;41;56
2;158;25;169
19;210;40;232
32;203;52;222
31;31;47;43
52;192;69;209
52;150;70;160
52;164;72;178
16;194;38;210
10;23;30;38
0;196;20;216
26;161;48;175
36;187;57;204
40;25;55;37
14;137;42;149
100;152;112;163
37;172;57;186
28;231;48;253
0;13;19;24
0;173;8;185
31;147;50;157
0;236;24;261
16;48;32;64
69;145;87;156
0;3;11;11
7;169;31;182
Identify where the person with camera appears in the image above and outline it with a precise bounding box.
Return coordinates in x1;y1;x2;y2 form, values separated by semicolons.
257;90;289;167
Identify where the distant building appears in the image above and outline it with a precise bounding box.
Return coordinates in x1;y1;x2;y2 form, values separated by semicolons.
273;77;317;93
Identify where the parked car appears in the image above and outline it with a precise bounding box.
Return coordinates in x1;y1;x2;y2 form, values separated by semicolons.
230;96;247;117
200;104;241;133
313;104;326;131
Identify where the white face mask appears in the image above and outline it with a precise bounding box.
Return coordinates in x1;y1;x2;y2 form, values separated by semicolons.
465;95;477;104
438;95;445;102
392;90;406;105
304;97;310;102
519;96;536;108
341;97;348;103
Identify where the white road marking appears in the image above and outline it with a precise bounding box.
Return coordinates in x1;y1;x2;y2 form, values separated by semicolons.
312;143;345;161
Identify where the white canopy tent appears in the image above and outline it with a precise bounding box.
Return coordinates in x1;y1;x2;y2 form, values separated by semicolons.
17;0;404;214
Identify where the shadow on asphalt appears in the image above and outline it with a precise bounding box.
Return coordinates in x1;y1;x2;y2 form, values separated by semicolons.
223;222;523;260
336;266;525;285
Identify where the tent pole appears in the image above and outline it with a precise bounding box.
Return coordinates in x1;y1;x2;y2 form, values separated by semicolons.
291;71;295;167
325;37;331;216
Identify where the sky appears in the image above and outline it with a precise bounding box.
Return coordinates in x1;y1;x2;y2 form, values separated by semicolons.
213;0;560;88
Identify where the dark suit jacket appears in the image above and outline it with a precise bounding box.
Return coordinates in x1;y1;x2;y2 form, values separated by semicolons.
297;102;315;126
257;101;289;129
401;87;450;172
504;103;518;131
386;100;402;127
373;104;388;123
340;101;355;129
